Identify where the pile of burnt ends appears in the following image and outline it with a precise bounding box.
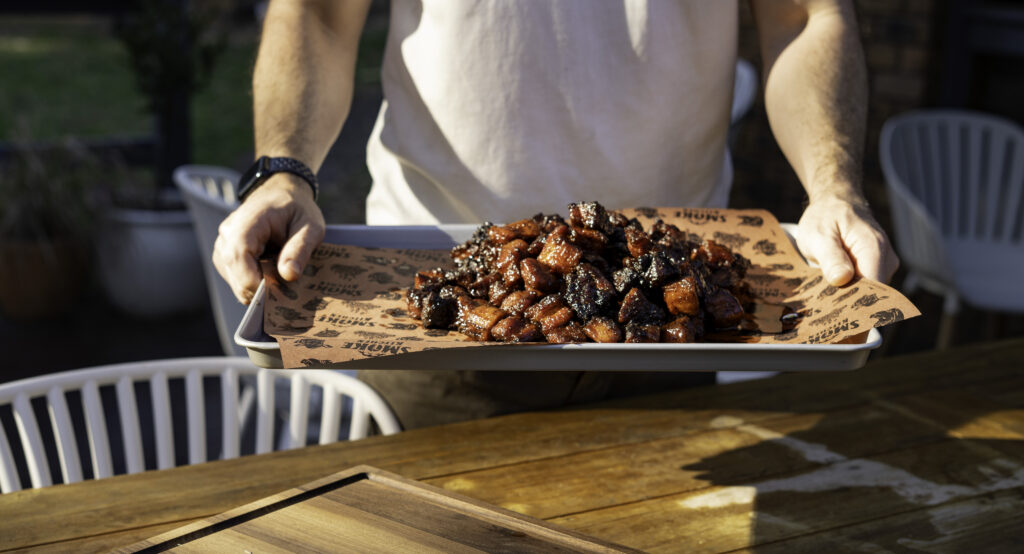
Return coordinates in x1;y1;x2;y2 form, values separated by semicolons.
407;202;752;344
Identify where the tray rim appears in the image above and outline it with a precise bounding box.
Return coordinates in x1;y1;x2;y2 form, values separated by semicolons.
235;223;882;370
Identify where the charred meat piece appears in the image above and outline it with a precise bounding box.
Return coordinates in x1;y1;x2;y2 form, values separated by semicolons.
625;225;655;258
406;283;438;319
488;279;514;306
618;287;665;325
420;288;457;328
569;226;610;253
640;252;680;290
407;201;752;344
467;272;501;298
612;266;640;295
661;316;698;343
624;321;661;343
537;225;583;274
583;317;623;343
413;269;445;289
545;321;588;344
520;258;561;293
564;263;617;320
568;201;616;235
525;294;575;333
704;288;744;329
491;316;543;342
500;289;542;316
693;239;735;269
496;239;528;286
506;218;542;241
663;277;701;316
459;304;508;341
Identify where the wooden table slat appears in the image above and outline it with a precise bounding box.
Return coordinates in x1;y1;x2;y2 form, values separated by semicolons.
1;338;1022;553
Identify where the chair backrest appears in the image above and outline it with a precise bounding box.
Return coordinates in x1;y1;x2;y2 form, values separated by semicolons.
879;109;1024;282
174;165;245;356
731;58;758;125
0;357;400;493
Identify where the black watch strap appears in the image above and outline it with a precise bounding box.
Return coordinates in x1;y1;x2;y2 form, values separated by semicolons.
237;156;319;202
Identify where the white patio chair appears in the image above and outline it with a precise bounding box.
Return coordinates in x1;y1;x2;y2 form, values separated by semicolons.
0;357;400;493
880;109;1024;348
174;165;244;357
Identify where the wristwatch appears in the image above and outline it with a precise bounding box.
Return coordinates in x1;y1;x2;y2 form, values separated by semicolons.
236;156;319;202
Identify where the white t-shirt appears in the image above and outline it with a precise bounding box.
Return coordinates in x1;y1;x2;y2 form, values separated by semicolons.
365;1;738;225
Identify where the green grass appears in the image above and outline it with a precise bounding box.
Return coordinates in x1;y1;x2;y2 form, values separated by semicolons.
0;15;386;168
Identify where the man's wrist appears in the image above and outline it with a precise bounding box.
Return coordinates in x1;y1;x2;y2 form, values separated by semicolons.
237;155;319;202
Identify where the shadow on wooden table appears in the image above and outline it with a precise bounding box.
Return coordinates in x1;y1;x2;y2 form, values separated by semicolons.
564;341;1024;552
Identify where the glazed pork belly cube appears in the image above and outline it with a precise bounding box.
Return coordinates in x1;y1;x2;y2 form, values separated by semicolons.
524;294;575;333
544;321;588;344
704;288;744;329
520;258;561;293
661;316;698;343
624;322;661;343
584;316;623;343
568;201;616;235
459;303;508;341
500;289;542;316
617;287;665;325
663;277;701;316
491;315;543;342
537;226;582;274
496;239;528;285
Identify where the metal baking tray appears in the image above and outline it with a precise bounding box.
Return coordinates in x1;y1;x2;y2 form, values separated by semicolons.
235;224;881;371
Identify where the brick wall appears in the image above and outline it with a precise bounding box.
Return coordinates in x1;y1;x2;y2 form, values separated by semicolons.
729;0;940;231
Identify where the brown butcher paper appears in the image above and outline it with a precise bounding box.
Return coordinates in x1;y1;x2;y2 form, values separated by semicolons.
263;208;919;368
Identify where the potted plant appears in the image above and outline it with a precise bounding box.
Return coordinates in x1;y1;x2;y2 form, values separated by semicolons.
93;0;228;318
0;140;100;319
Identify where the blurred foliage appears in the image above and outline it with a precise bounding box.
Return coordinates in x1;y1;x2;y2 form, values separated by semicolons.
0;136;103;241
113;0;229;115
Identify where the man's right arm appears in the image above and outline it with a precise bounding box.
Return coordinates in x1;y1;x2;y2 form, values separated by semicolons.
214;0;371;304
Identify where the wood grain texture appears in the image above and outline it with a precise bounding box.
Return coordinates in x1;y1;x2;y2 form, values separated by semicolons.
118;466;636;553
2;338;1022;553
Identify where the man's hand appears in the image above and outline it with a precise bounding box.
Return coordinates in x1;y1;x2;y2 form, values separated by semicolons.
796;195;899;285
213;174;325;304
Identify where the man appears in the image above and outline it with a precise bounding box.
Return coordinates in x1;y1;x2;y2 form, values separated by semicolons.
214;0;899;428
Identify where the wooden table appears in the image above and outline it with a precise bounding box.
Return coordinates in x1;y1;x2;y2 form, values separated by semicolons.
3;338;1023;552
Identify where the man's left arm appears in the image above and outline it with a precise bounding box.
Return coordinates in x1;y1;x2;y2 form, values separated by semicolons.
751;0;899;285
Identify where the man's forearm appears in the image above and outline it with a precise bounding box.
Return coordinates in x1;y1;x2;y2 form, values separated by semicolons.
754;0;868;205
253;0;370;171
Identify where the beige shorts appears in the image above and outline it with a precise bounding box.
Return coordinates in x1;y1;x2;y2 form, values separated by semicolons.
358;370;715;430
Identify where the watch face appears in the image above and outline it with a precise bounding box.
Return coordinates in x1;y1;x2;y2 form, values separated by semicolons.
238;156;270;200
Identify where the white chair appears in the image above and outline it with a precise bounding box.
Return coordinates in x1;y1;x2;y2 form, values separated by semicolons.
880;109;1024;348
173;165;245;357
0;357;400;493
729;58;759;149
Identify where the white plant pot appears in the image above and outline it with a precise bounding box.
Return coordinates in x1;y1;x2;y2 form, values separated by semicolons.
96;207;207;318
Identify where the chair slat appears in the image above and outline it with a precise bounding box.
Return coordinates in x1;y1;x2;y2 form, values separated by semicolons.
116;376;145;474
46;387;83;484
982;130;1005;240
12;392;52;488
0;424;22;493
185;369;206;464
950;122;965;237
319;384;341;445
150;373;175;470
82;381;113;480
349;397;369;441
256;370;275;454
220;368;240;460
288;374;310;450
997;138;1024;243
